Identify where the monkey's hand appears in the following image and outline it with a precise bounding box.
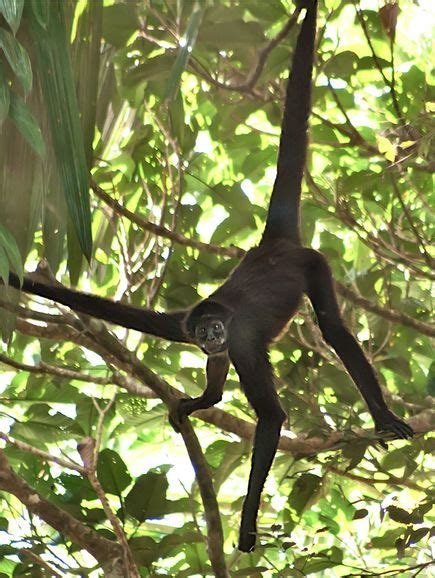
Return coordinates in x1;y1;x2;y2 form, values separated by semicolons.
374;410;414;441
168;398;193;433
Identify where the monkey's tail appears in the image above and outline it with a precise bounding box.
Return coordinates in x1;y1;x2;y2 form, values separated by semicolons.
262;0;317;245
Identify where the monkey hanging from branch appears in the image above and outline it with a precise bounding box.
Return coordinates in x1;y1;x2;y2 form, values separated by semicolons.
6;0;413;553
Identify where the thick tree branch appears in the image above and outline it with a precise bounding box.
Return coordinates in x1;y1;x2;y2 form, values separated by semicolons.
13;260;228;577
0;352;115;386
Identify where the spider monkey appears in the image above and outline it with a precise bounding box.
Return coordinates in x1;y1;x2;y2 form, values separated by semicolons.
5;0;413;553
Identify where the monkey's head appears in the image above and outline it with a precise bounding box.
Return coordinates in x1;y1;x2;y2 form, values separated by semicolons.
186;300;232;355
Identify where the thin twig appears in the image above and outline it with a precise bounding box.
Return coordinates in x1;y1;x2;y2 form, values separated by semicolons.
0;432;85;473
78;437;140;578
91;182;241;258
353;0;404;123
92;395;116;460
0;352;112;385
389;175;432;266
20;549;64;578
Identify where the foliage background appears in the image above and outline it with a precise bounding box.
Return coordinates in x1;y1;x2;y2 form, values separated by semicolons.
0;0;433;576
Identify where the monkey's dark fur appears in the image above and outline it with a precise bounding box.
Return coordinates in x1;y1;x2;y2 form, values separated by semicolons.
7;0;412;553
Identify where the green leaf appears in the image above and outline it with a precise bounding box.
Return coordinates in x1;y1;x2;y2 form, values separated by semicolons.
97;449;132;495
353;509;369;520
0;223;23;283
387;505;415;524
168;91;185;149
72;0;103;168
0;246;9;286
382;357;412;379
409;527;429;544
125;472;169;522
198;19;265;48
376;134;396;162
246;0;286;21
0;28;32;94
9;92;46;159
66;219;84;285
0;0;24;34
324;51;359;79
0;61;10;124
233;568;269;576
165;4;203;100
29;0;49;29
427;362;435;396
288;473;323;518
124;53;176;87
303;546;343;574
102;2;139;47
129;536;159;566
28;0;92;261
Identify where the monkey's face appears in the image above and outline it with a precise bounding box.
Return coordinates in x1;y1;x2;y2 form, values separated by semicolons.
195;316;228;354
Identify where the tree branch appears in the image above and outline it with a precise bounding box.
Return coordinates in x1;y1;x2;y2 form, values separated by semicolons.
91;183;241;259
11;311;434;459
0;450;124;576
178;7;300;96
77;316;229;578
78;437;140;578
20;549;63;578
353;0;404;123
335;281;434;337
0;432;84;473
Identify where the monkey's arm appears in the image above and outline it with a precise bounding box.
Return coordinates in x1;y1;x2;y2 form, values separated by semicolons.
7;272;190;344
175;353;230;421
305;252;413;439
228;321;286;552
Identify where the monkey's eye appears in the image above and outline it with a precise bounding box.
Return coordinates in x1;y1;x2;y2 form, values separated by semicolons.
197;327;207;337
214;323;221;330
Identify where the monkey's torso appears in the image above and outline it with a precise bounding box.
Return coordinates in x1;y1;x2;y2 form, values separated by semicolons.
210;239;313;342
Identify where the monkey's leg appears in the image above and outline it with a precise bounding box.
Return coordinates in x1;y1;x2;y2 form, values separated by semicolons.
306;252;413;439
229;329;286;552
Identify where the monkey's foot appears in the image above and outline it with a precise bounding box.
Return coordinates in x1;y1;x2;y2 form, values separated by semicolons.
375;411;414;440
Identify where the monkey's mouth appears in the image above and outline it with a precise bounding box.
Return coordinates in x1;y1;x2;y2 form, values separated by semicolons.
204;340;227;354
